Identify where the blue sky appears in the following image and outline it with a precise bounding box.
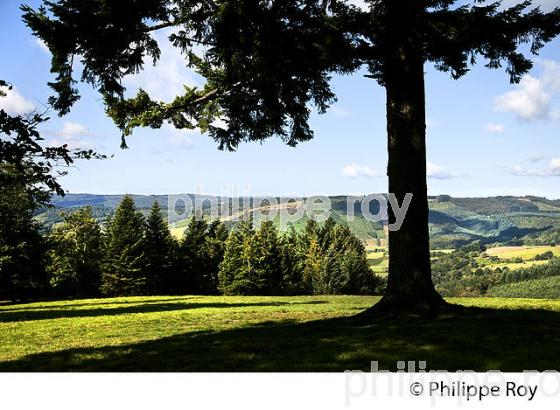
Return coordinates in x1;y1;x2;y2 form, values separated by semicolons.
1;1;559;198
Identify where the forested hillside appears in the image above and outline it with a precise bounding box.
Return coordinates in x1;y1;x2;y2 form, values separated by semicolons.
39;194;560;249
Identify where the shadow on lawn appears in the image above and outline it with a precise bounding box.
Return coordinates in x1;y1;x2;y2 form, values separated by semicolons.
0;297;203;309
1;305;560;371
0;300;326;323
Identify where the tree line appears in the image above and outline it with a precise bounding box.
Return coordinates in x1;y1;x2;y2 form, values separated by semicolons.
1;195;383;301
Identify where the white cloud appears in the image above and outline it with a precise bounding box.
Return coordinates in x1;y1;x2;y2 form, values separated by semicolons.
166;124;196;149
494;76;551;121
35;38;50;54
494;59;560;122
342;162;459;180
528;153;548;162
47;121;97;150
123;30;199;102
342;163;379;179
212;118;228;130
426;162;458;180
58;121;92;140
485;122;505;133
510;165;541;176
541;60;560;92
551;158;560;175
510;158;560;177
0;85;35;115
152;127;196;155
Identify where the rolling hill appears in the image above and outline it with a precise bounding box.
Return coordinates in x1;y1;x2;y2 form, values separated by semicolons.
37;193;560;249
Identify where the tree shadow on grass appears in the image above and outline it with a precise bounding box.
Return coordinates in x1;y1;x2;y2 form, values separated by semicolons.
0;300;325;323
0;296;204;309
1;306;559;371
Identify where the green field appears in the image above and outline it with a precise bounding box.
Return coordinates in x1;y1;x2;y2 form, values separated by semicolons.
366;245;560;277
1;295;560;371
485;245;560;260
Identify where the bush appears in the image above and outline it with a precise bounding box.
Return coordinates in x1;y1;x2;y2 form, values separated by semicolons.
534;251;554;261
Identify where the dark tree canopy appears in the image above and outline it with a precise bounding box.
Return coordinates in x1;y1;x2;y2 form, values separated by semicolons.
23;1;560;149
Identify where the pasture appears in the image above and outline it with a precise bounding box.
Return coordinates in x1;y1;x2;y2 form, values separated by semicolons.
485;245;560;260
367;245;560;277
1;295;560;371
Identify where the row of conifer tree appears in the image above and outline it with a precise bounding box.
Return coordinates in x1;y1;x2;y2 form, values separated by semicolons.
3;195;383;300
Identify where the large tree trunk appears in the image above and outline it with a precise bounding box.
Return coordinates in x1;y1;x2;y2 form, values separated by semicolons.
362;2;448;316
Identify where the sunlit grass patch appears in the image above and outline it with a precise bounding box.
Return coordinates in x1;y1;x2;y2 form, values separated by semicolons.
485;246;560;260
1;295;560;371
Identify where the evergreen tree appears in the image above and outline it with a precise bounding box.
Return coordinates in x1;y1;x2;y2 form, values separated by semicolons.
315;247;346;295
143;201;175;295
301;221;382;295
303;238;323;294
279;225;306;295
219;220;282;295
218;217;254;295
177;215;209;294
318;216;337;252
330;225;379;294
203;220;229;294
216;216;378;296
101;195;146;296
0;183;48;301
247;221;283;295
47;207;102;297
301;219;319;250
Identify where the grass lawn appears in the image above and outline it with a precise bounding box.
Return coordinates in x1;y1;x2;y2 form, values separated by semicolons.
1;295;560;371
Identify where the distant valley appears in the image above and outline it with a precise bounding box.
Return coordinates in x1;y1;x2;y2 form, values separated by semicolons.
39;193;560;250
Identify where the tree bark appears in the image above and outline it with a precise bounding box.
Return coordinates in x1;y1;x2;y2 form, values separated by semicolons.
362;2;448;316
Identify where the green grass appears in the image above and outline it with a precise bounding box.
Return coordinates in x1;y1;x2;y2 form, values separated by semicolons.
369;259;389;276
1;295;560;371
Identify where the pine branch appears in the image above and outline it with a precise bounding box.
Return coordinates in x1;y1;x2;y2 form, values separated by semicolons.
145;19;217;46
